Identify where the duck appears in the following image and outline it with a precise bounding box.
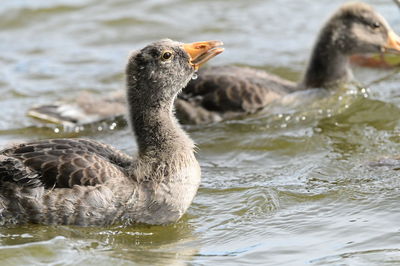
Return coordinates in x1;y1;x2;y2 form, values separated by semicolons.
0;39;224;226
28;2;400;126
179;2;400;123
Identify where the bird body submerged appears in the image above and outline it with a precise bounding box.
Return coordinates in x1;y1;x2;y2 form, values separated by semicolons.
0;39;224;226
180;2;400;123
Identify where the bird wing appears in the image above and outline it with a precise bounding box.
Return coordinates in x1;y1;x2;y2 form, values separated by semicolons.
182;66;296;113
27;91;127;126
0;139;133;188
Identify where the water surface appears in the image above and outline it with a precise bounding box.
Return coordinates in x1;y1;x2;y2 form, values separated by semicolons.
1;0;400;265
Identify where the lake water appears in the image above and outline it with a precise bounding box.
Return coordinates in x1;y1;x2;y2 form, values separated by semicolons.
1;0;400;265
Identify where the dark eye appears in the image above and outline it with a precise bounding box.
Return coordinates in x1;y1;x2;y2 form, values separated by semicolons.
371;22;381;29
161;51;173;61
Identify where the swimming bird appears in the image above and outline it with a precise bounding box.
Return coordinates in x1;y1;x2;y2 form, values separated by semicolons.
0;39;224;226
28;2;400;126
180;2;400;123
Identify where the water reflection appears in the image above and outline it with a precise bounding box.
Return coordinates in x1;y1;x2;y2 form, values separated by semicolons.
0;221;198;265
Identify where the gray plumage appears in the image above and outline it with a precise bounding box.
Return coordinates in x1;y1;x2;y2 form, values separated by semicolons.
0;39;224;226
182;2;400;122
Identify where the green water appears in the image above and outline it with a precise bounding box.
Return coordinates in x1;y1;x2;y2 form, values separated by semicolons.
1;0;400;265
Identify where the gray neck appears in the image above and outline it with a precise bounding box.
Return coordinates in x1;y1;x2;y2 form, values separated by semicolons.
127;85;193;159
134;105;187;154
300;30;352;89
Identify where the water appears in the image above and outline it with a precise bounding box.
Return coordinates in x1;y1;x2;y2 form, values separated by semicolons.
1;0;400;265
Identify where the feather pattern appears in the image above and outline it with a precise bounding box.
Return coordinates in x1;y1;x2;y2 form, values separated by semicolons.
182;66;296;113
0;139;132;189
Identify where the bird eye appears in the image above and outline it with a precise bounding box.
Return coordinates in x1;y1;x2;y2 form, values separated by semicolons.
371;22;381;29
161;51;173;61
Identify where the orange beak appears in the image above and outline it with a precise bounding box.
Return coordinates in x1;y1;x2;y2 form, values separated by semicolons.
183;40;224;70
383;30;400;54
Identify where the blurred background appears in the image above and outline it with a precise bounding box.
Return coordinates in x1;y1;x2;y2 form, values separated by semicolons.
1;0;400;265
